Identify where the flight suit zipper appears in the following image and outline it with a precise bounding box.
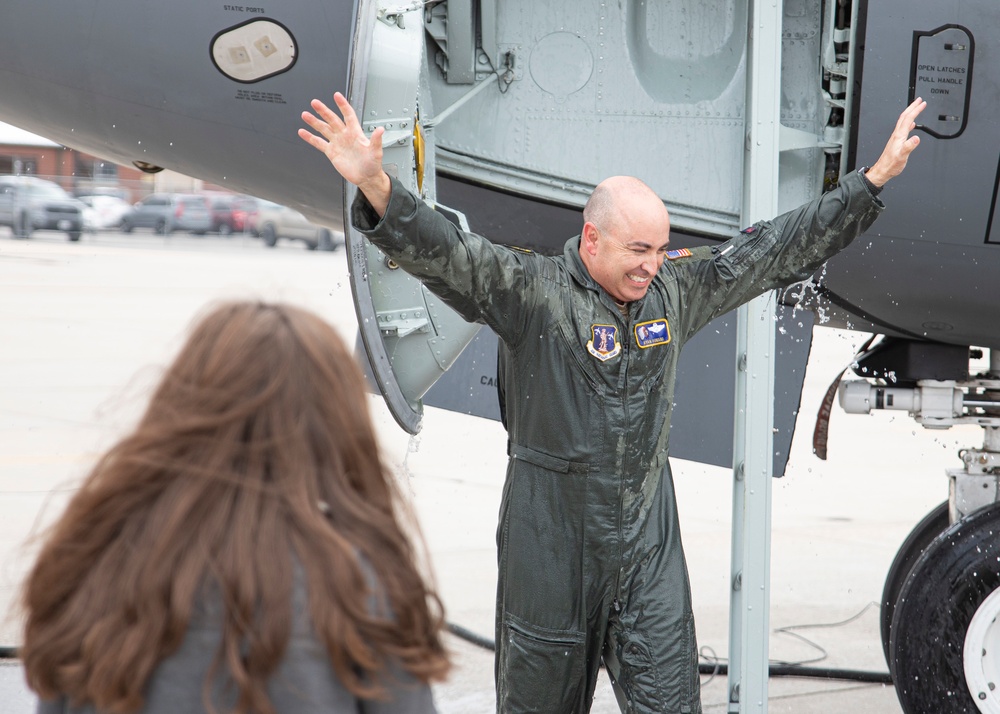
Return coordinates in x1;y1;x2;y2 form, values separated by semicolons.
613;302;631;609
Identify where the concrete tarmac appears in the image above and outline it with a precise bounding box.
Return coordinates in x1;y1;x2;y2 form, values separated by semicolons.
0;229;980;712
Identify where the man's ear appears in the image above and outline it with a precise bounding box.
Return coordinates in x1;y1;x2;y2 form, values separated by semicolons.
581;222;600;256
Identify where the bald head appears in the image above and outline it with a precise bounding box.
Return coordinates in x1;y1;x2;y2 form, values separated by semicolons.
583;176;669;234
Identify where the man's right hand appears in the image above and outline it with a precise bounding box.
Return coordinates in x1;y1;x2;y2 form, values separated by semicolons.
299;92;391;217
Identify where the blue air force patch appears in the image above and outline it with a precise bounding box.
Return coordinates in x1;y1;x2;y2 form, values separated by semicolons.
587;324;621;361
635;319;671;349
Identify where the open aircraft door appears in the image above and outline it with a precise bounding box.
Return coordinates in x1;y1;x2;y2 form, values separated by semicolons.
339;0;817;469
344;0;482;434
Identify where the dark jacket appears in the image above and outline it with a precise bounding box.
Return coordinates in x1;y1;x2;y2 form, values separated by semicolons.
34;570;438;714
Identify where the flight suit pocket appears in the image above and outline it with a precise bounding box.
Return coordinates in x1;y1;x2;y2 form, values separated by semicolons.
508;443;592;473
679;611;700;712
498;615;587;713
616;635;667;712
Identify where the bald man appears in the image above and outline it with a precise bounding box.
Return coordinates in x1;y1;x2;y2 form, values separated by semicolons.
300;95;925;714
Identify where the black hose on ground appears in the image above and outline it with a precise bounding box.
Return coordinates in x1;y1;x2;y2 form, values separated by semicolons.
445;622;894;685
697;661;893;684
1;626;896;687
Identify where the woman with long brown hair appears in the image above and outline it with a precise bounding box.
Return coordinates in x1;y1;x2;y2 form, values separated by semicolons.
21;300;450;713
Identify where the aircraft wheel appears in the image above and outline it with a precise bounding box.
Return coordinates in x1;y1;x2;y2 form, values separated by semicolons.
890;502;1000;714
261;224;278;247
880;501;950;665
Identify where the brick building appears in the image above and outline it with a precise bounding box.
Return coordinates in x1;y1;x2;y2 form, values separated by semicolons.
0;121;217;202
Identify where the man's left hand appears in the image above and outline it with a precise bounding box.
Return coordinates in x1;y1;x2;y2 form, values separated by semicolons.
865;98;927;187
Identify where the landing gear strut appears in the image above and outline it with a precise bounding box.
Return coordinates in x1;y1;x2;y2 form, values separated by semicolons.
839;339;1000;713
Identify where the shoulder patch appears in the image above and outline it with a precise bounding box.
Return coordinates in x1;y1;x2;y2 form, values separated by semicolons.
587;324;621;361
664;248;693;261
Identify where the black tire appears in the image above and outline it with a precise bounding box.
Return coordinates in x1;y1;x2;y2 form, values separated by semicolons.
154;218;167;235
305;239;318;251
121;218;134;234
889;501;1000;714
261;224;278;247
67;231;81;242
880;501;950;666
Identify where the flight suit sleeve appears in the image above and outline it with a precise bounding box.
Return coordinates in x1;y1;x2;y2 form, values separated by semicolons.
351;178;537;347
670;169;883;343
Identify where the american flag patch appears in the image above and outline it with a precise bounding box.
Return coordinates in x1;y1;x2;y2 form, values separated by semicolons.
665;248;692;260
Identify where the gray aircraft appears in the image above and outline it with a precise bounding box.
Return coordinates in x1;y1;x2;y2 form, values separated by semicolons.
0;0;997;711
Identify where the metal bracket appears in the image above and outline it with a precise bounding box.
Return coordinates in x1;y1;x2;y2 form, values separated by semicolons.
377;1;421;29
377;307;431;338
422;72;499;128
779;125;840;153
949;466;1000;521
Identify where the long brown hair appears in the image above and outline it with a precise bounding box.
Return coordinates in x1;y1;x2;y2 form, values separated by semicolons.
21;301;450;713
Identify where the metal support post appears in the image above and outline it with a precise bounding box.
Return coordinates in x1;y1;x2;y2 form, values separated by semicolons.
728;0;783;711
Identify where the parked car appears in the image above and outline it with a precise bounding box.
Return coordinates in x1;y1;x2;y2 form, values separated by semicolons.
78;194;132;231
0;175;85;241
205;194;263;235
121;193;211;235
253;200;342;251
229;196;262;234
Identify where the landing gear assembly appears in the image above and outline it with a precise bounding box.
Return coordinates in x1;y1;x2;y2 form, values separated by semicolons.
839;338;1000;713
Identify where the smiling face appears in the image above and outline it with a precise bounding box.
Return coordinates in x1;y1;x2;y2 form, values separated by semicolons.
579;177;671;303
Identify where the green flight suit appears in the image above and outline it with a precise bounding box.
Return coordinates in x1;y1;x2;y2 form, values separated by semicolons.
352;170;883;713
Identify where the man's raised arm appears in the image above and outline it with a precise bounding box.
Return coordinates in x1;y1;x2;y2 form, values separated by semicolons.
298;92;392;217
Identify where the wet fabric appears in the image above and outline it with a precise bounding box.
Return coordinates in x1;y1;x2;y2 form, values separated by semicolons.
353;171;883;713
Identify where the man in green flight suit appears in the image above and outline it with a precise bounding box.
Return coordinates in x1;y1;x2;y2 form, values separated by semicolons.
299;94;926;713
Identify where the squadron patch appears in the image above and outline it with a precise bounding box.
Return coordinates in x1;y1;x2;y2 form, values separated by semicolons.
635;319;671;349
665;248;692;261
587;324;621;362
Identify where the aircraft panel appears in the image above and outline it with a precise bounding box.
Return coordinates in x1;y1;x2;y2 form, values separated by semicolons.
822;0;1000;349
425;0;828;239
0;1;353;228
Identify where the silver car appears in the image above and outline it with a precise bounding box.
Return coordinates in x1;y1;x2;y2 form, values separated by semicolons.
121;193;211;235
0;175;85;241
253;200;342;251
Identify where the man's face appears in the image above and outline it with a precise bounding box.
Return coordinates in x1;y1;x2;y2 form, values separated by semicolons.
586;222;670;303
